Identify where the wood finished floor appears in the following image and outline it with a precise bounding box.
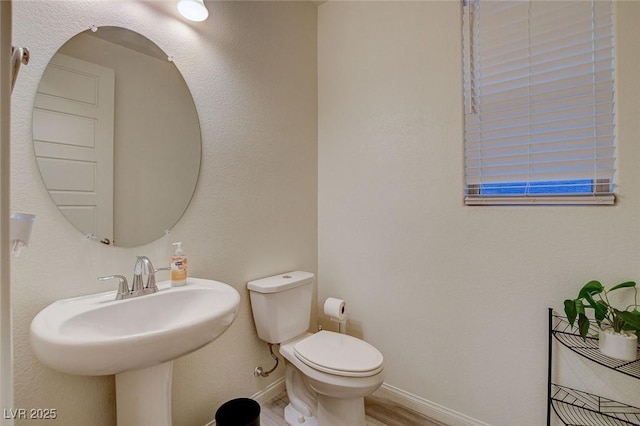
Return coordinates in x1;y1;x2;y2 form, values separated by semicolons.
260;391;447;426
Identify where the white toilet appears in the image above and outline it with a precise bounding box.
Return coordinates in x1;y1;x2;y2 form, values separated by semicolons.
248;271;384;426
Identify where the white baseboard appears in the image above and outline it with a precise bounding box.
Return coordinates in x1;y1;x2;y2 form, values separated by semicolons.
206;379;490;426
373;383;492;426
251;376;286;405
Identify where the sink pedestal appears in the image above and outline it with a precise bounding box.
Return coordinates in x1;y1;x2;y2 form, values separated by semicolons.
116;361;173;426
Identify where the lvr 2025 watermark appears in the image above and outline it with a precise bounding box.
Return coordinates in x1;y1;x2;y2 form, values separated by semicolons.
3;408;57;420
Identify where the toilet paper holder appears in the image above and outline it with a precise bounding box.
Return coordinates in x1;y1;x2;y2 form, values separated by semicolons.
324;297;347;334
330;314;348;334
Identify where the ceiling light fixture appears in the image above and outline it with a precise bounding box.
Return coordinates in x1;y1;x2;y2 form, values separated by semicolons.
177;0;209;22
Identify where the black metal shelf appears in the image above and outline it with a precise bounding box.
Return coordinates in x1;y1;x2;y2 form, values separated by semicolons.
551;384;640;426
551;313;640;380
548;309;640;426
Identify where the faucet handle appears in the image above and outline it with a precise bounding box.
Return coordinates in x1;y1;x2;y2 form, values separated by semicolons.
98;275;130;300
146;266;170;293
154;266;171;273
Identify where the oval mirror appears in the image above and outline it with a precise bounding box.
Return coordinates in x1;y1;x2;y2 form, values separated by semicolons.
32;27;201;247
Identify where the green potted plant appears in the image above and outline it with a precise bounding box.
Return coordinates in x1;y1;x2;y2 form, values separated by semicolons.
564;280;640;361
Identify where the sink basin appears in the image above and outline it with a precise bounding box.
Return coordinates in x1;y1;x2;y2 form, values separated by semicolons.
30;277;240;376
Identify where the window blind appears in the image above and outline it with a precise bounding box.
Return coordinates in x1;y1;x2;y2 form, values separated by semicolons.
462;0;616;205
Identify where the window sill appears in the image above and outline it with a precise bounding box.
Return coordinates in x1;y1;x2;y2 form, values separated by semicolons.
464;194;615;206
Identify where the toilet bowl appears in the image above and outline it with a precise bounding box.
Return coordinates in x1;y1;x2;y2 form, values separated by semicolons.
247;272;384;426
280;332;384;426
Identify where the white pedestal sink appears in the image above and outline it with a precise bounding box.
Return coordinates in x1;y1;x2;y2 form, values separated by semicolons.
30;278;240;425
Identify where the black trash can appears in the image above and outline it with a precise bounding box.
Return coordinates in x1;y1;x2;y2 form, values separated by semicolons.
215;398;260;426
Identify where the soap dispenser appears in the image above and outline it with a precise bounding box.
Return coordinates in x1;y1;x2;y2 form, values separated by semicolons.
170;242;188;287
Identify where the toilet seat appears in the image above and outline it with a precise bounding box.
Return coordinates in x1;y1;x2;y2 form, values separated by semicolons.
293;331;383;378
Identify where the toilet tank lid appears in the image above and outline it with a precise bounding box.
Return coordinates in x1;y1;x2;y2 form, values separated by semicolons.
247;271;314;293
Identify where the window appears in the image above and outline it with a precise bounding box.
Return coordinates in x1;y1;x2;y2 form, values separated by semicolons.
462;0;616;205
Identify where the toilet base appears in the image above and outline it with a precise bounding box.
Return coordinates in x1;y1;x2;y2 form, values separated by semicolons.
317;395;366;426
284;396;366;426
284;403;318;426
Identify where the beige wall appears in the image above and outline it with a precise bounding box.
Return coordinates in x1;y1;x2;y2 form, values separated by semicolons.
318;1;640;425
11;1;317;425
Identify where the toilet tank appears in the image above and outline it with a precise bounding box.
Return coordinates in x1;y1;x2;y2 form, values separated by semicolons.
247;271;314;344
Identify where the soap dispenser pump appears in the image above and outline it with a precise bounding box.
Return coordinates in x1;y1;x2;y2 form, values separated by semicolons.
170;242;188;287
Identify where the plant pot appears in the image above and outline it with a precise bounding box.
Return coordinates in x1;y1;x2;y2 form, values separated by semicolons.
598;327;638;361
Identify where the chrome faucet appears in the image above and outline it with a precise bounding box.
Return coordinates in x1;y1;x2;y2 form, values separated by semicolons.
133;256;170;295
98;256;170;300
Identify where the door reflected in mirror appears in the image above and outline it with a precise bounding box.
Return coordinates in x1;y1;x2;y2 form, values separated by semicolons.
33;27;201;247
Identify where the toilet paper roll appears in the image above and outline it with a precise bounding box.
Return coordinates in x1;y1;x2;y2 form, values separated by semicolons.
324;297;346;321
